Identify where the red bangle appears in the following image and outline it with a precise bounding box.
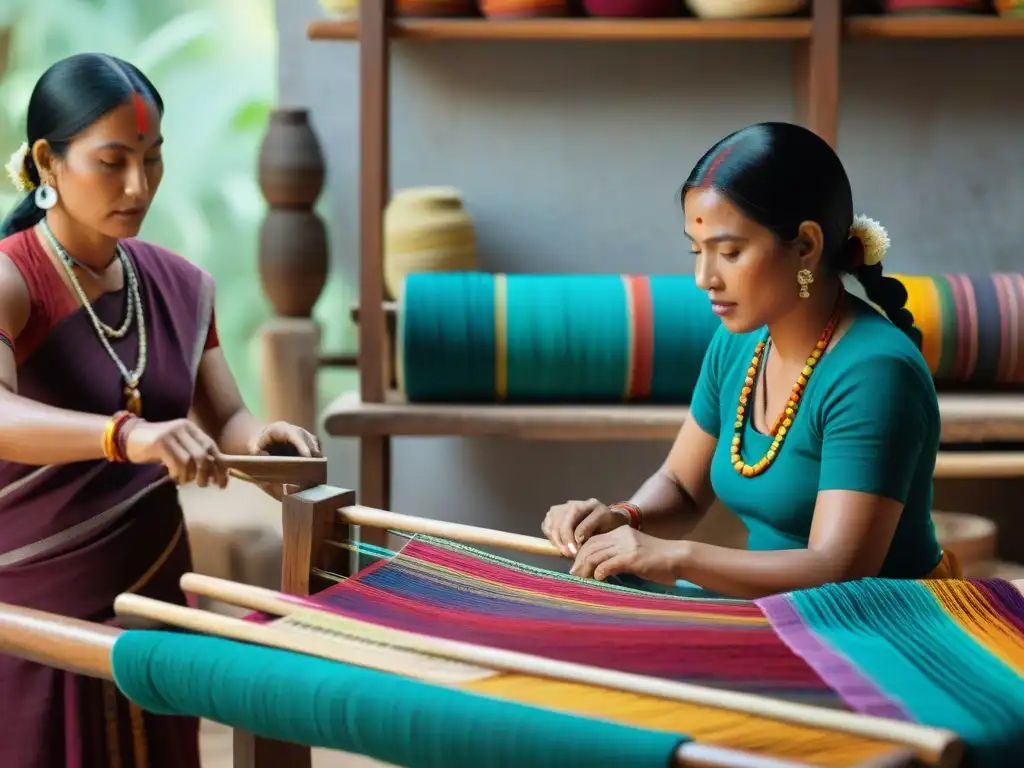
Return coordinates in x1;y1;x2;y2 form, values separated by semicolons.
610;502;642;531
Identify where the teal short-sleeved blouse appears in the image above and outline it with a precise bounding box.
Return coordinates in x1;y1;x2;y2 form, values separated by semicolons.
688;293;944;579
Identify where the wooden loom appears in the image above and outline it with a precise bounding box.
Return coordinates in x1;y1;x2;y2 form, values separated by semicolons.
18;450;1024;768
1;455;1015;768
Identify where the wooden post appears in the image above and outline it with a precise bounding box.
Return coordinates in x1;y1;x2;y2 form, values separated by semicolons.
794;0;841;148
233;485;354;768
256;108;329;430
358;0;394;543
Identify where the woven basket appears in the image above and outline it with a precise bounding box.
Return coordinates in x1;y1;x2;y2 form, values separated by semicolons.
685;0;805;17
384;187;478;300
994;0;1024;15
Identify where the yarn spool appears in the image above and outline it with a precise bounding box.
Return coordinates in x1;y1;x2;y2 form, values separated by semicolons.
384;187;478;301
891;274;1024;387
398;272;721;403
931;510;997;573
479;0;571;18
583;0;679;16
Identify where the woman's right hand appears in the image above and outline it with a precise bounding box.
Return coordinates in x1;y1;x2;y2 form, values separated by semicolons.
541;498;629;557
123;418;229;488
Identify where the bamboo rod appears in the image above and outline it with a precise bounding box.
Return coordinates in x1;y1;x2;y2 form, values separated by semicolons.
933;452;1024;479
179;573;962;767
0;601;119;679
338;503;559;556
112;594;491;685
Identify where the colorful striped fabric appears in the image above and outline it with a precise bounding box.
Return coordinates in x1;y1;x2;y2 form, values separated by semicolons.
290;535;1024;764
887;274;1024;385
399;272;721;403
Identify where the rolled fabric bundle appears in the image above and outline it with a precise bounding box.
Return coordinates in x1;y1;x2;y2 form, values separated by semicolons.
890;273;1024;387
398;272;721;403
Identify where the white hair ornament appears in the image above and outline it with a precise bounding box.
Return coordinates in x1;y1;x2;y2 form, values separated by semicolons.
848;214;890;267
4;143;35;193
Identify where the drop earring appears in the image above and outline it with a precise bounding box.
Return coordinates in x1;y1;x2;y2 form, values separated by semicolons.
797;268;813;299
34;182;58;210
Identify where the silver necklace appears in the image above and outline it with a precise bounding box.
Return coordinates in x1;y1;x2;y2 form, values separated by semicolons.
39;220;148;415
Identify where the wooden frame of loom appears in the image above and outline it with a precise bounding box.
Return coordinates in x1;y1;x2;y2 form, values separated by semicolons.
1;462;1019;768
227;480;1013;768
256;0;1024;554
0;593;920;768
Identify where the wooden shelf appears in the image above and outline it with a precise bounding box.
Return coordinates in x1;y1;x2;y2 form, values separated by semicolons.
307;18;812;41
846;15;1024;39
322;390;1024;444
308;15;1024;43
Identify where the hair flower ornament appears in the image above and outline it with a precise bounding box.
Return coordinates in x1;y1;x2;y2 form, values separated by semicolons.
848;214;890;267
5;143;35;193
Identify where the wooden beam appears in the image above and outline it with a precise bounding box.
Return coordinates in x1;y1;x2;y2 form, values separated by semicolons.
794;0;841;148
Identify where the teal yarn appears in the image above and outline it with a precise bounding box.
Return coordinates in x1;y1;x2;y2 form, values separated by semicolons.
401;272;496;402
649;276;722;401
400;271;721;403
506;274;630;401
786;579;1024;764
111;629;687;768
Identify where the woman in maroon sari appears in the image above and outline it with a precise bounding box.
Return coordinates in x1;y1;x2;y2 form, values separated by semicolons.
0;53;321;767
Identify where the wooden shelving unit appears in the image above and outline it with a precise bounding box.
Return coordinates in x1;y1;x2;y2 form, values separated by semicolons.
307;17;813;40
257;4;1024;517
306;14;1024;41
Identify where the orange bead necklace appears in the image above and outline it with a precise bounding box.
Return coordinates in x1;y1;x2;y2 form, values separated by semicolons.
730;291;844;478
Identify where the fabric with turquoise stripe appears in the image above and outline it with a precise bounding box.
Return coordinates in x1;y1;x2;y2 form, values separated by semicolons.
111;629;688;768
787;579;1024;764
400;271;721;403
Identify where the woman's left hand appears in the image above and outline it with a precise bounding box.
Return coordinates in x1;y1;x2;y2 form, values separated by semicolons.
570;526;681;586
247;421;322;458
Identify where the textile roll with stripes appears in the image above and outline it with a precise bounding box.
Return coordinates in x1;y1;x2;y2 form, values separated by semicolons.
891;273;1024;386
397;272;722;403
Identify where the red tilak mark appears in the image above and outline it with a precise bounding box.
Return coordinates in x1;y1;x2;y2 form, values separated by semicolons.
700;145;734;188
696;217;703;224
132;92;148;138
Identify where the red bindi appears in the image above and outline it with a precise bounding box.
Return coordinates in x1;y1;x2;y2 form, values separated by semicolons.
695;217;703;224
132;92;148;140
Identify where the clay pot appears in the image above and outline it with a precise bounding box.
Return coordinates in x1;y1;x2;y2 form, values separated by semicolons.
384;187;478;300
257;109;329;317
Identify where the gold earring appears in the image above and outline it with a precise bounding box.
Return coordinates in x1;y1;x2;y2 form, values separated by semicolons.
797;268;814;299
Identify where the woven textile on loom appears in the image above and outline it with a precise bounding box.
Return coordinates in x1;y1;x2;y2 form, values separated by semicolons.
247;535;1024;765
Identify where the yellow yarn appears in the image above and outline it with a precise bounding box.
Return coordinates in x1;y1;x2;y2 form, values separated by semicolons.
464;673;900;765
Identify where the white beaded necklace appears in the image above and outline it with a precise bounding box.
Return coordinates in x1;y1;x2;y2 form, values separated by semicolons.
40;219;148;415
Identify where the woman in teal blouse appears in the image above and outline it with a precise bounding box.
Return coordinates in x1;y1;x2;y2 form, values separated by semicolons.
541;122;955;600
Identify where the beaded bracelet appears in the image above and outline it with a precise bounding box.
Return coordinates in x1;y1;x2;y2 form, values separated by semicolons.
103;411;135;463
609;502;643;531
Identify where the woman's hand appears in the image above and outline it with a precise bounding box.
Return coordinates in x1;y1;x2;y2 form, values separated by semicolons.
123;418;228;488
541;498;629;557
570;526;682;586
247;421;322;458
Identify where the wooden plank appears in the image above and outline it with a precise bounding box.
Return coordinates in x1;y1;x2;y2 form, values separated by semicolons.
846;15;1024;39
321;390;1024;444
307;18;812;42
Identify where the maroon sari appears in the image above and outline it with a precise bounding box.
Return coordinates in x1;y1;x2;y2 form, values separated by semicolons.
0;227;213;767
